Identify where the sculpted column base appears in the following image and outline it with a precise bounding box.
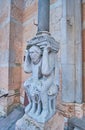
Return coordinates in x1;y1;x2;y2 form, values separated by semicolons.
15;112;64;130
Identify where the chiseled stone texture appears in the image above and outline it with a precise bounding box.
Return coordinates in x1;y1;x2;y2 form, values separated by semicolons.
0;107;24;130
22;0;62;107
0;0;23;116
57;103;75;118
15;112;64;130
0;97;7;117
74;128;80;130
0;0;10;116
57;102;84;120
61;0;82;103
0;0;10;25
23;34;59;123
7;0;23;113
83;103;85;116
75;104;83;119
82;2;85;102
0;0;84;125
11;0;23;23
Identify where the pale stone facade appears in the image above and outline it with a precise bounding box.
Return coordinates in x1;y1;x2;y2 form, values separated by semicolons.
0;0;85;129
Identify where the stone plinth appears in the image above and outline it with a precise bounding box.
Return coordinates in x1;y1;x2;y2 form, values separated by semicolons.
15;112;64;130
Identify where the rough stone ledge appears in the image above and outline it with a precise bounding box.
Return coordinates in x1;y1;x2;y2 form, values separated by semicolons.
0;88;8;98
68;117;85;130
0;106;24;130
15;112;64;130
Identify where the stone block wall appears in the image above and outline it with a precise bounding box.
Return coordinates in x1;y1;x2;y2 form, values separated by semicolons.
8;0;23;111
0;0;23;116
0;0;11;116
0;0;85;123
82;0;85;100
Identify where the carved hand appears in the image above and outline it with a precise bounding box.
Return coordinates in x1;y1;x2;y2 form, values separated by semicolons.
36;42;51;52
44;44;51;53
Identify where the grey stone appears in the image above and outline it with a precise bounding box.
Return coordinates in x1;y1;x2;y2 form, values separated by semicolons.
68;117;85;130
74;127;80;130
0;107;24;130
61;0;82;103
0;88;8;98
24;0;35;9
23;33;59;123
15;112;64;130
16;115;41;130
38;0;50;32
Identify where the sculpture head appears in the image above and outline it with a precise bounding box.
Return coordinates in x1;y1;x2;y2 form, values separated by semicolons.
29;45;42;64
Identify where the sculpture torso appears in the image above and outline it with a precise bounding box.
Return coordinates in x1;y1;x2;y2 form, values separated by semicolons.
23;34;59;123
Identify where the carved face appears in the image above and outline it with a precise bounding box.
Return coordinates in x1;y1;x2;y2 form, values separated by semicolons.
29;46;42;64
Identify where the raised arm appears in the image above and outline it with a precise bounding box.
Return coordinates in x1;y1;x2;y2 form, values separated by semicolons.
24;50;32;73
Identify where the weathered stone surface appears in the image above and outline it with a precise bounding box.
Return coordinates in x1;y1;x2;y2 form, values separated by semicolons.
0;0;85;127
61;0;82;103
24;0;35;9
22;1;62;111
0;107;24;130
38;0;50;32
57;103;75;118
0;0;10;116
68;117;85;130
75;104;83;119
11;3;23;23
20;0;61;128
0;0;10;25
82;1;85;103
23;0;38;23
0;88;8;98
23;33;59;123
0;0;23;116
15;112;64;130
74;128;80;130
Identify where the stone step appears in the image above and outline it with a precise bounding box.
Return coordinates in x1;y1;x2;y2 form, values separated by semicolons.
0;106;24;130
0;117;4;122
68;117;85;130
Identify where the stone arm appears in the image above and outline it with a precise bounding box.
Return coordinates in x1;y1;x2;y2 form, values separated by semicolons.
42;46;51;76
24;50;32;73
41;47;55;91
42;72;54;91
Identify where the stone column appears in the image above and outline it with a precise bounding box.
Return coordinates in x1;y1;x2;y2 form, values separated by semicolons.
38;0;50;32
15;0;64;129
61;0;82;103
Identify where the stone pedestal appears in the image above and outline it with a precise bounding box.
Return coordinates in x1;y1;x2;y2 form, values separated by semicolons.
15;112;64;130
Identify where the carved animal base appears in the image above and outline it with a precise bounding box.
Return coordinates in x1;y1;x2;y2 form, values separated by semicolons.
15;112;64;130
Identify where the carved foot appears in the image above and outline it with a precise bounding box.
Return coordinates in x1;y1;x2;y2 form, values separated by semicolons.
28;102;36;114
35;103;41;116
38;110;49;123
25;103;32;114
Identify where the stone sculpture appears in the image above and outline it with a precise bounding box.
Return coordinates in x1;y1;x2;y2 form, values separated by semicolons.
15;0;63;129
23;34;59;123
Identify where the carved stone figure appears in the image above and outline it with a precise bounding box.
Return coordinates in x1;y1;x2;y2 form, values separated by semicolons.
15;0;62;129
23;34;59;123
